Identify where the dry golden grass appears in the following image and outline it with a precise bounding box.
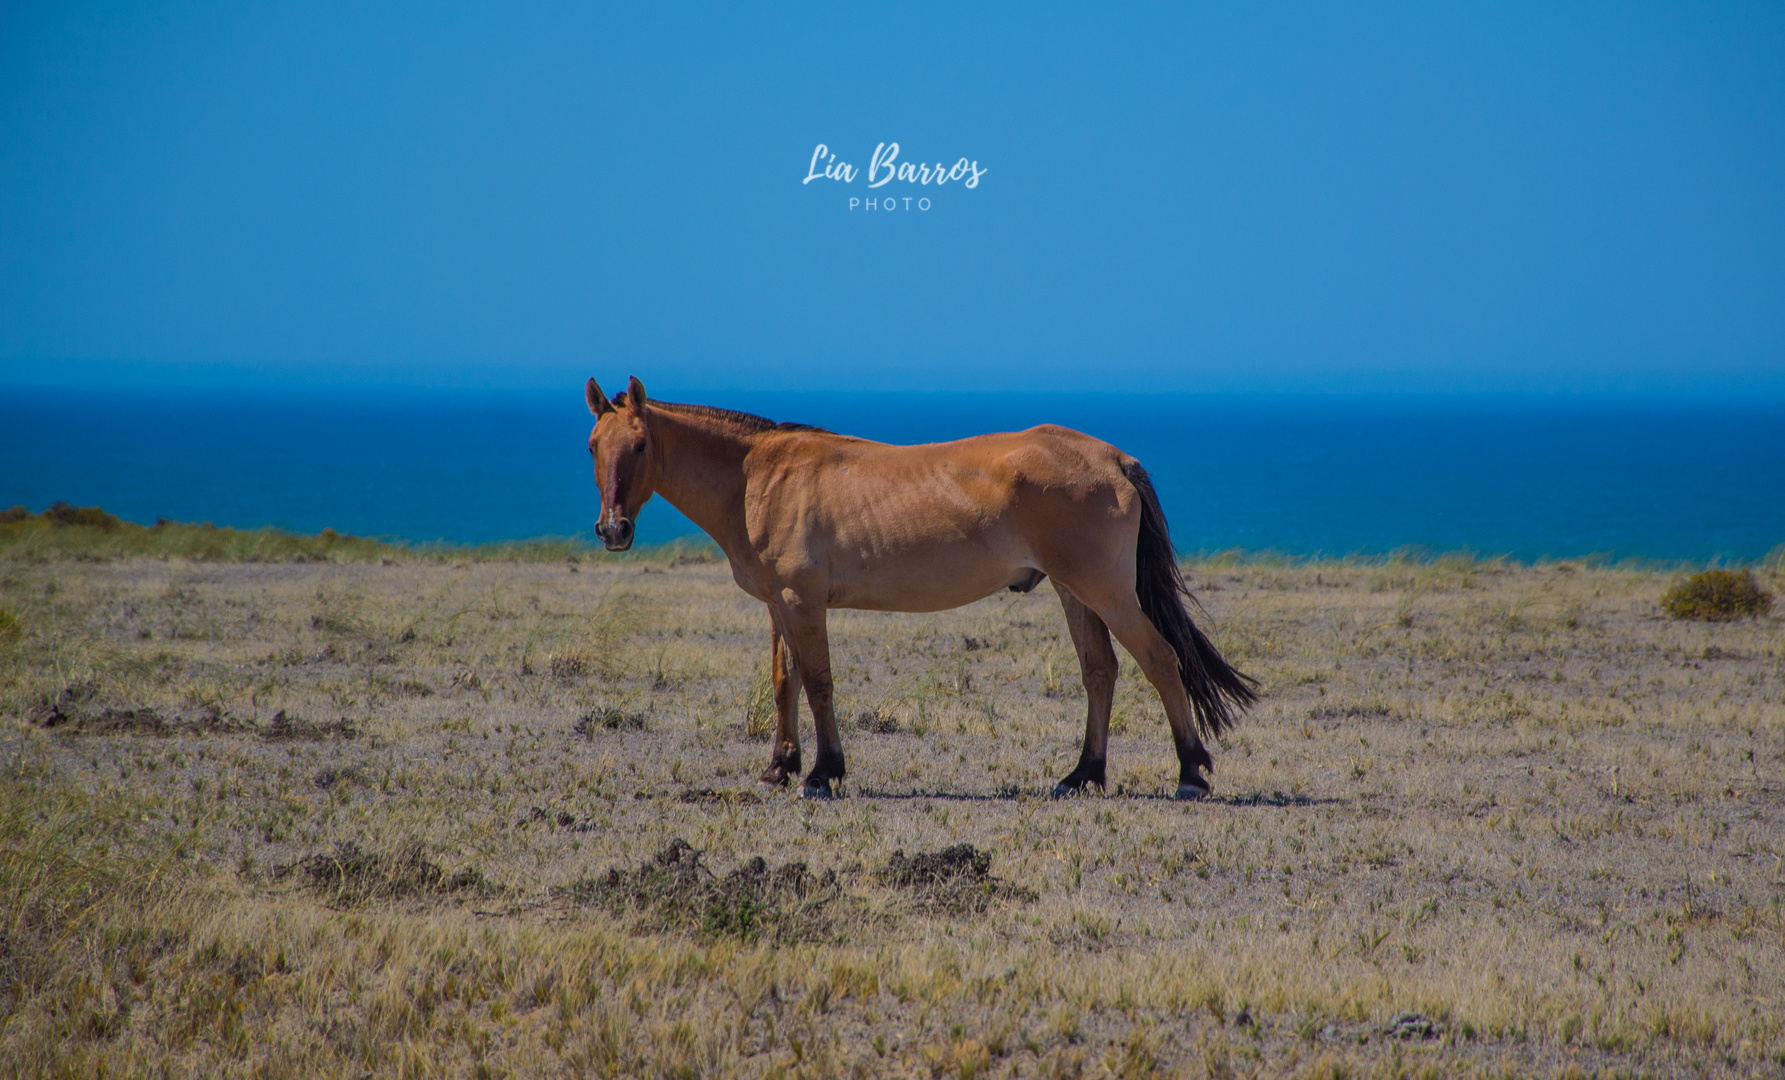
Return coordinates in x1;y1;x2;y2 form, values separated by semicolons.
1;553;1781;1078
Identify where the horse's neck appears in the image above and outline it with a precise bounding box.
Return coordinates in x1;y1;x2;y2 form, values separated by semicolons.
647;409;752;550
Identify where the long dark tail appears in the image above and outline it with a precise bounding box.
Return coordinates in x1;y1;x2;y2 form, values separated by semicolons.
1124;461;1258;740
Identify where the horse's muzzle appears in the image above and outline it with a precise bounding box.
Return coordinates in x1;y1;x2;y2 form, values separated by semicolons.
596;516;634;551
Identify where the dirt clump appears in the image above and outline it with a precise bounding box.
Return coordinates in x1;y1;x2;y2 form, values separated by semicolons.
1383;1012;1443;1040
675;787;762;805
877;843;1034;914
31;689;355;742
290;841;485;906
1308;703;1396;721
517;806;578;828
573;706;647;735
312;766;367;791
30;683;254;736
574;839;853;943
78;707;184;736
853;710;900;734
261;709;357;741
30;682;107;726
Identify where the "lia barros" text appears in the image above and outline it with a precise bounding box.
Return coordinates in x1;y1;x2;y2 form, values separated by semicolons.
803;143;987;189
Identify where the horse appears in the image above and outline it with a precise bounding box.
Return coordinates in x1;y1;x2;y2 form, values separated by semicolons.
585;376;1256;800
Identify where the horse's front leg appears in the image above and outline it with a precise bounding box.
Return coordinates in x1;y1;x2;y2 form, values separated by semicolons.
758;606;803;786
775;593;845;799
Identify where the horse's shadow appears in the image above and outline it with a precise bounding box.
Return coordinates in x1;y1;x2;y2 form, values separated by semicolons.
846;786;1340;808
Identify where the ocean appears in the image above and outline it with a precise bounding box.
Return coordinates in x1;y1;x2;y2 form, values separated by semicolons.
3;387;1781;563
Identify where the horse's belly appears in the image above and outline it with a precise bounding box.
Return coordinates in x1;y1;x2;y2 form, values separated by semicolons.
826;557;1033;613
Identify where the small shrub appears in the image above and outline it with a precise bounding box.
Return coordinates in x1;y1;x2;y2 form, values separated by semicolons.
41;501;122;530
1660;569;1774;621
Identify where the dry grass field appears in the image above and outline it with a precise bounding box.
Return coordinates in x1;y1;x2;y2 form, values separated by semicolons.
1;544;1781;1078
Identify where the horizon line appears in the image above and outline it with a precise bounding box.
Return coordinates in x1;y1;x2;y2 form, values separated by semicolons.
5;375;1784;401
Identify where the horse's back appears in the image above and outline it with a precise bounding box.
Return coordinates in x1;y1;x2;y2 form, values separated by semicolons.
749;424;1133;520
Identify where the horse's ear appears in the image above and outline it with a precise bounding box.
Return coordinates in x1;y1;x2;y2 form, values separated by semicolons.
586;378;614;417
626;376;648;411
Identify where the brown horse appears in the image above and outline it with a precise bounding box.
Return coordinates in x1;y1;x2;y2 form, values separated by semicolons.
585;376;1256;800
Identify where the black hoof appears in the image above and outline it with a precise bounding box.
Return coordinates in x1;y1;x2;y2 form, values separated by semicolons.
1051;777;1104;799
801;747;845;801
1053;752;1106;799
759;747;800;787
1175;738;1214;798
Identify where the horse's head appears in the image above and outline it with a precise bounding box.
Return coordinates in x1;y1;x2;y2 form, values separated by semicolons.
585;376;655;551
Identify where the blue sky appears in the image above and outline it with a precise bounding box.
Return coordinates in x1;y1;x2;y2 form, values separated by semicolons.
3;2;1782;394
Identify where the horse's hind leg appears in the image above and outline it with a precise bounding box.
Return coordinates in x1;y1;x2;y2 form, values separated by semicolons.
1071;586;1214;800
1052;585;1118;797
758;608;802;786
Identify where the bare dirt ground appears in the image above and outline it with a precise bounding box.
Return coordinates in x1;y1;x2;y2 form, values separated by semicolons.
2;553;1781;1078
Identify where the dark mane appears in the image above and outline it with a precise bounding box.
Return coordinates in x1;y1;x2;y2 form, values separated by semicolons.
646;399;829;434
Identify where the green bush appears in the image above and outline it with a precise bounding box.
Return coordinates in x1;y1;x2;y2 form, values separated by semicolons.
0;505;392;563
0;503;719;565
1659;569;1774;621
41;501;122;529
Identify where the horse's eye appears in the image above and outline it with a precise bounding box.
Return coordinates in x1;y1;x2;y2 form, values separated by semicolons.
633;441;646;454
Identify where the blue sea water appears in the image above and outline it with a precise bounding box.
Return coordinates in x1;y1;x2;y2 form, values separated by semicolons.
2;387;1781;563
